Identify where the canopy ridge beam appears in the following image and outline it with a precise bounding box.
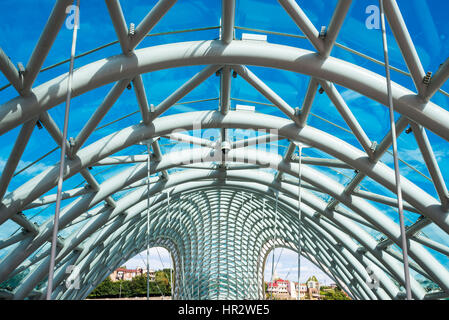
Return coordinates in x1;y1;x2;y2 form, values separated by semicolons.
132;75;152;125
219;56;231;166
278;0;324;52
382;0;426;96
326;115;409;212
274;142;296;182
321;0;353;57
81;169;117;207
38;111;72;154
409;122;449;210
220;0;235;44
220;67;231;115
373;116;409;161
128;0;178;52
39;111;116;207
298;78;319;127
425;57;449;101
0;118;37;201
91;154;156;166
105;1;152;125
320;80;375;159
295;0;352;128
1;41;448;141
72;79;130;155
151;139;169;179
150;65;222;120
21;0;74;94
105;0;130;53
232;65;298;124
0;47;23;93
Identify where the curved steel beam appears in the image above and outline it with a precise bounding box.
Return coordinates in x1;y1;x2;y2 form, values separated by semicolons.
0;40;448;142
2;112;447;240
7;170;428;300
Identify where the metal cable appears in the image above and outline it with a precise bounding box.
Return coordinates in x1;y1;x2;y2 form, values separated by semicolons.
138;252;165;299
46;0;80;300
270;191;279;299
297;145;302;300
379;0;412;300
146;144;151;300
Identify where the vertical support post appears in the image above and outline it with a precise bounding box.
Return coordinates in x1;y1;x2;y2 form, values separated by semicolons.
182;255;186;300
249;193;253;297
297;145;302;300
379;0;412;300
270;192;279;300
170;265;173;299
146;144;151;300
46;0;80;300
167;190;171;234
261;198;266;300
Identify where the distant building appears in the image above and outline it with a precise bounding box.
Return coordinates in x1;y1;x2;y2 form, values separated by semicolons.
266;279;291;298
305;276;320;300
266;275;321;300
109;267;155;282
297;283;308;299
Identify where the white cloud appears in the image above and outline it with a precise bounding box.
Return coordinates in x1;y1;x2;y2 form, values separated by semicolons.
264;249;334;284
0;157;52;177
341;89;363;102
124;247;173;270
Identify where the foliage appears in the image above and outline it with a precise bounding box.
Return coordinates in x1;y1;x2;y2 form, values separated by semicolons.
320;287;351;300
306;275;318;283
87;270;172;298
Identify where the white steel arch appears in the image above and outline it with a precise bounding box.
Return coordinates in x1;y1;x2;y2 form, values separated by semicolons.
1;0;448;300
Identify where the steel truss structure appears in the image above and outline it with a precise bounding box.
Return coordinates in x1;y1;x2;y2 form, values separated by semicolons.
0;0;449;300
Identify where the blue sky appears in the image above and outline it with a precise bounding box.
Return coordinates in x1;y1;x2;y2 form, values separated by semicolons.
1;0;449;286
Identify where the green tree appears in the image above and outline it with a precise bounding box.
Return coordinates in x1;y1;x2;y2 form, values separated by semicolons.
87;268;173;298
89;277;116;297
321;287;350;300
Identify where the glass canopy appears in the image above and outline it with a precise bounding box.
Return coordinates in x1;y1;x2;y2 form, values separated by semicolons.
0;0;448;300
